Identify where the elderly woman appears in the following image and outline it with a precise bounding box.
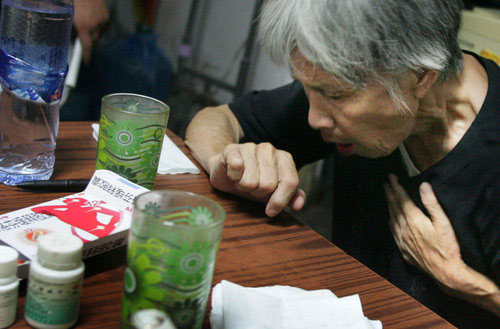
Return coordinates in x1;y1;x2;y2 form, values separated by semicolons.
185;0;500;327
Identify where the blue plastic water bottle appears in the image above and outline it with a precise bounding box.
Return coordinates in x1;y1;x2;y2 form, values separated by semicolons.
0;0;73;185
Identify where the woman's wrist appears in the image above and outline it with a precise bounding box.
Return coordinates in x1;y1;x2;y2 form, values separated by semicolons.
433;260;500;315
435;260;495;295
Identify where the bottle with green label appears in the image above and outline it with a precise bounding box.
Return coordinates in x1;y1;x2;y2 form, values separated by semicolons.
25;233;85;329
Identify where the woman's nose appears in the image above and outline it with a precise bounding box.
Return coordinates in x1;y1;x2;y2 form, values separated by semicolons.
308;98;335;130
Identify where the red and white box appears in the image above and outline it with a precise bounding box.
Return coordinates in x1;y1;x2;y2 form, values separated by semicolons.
0;170;149;278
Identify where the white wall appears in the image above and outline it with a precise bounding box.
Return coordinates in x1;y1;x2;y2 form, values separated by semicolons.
155;0;293;103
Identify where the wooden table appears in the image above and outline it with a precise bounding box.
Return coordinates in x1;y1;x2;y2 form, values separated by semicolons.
1;122;455;328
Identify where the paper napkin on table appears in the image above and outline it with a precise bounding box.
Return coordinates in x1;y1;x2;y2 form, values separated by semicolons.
210;280;382;329
91;123;200;175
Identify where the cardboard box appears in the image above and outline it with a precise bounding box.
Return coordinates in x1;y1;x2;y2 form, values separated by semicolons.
0;170;149;279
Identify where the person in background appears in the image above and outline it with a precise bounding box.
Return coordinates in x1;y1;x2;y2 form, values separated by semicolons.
73;0;110;64
73;0;159;64
62;0;172;121
184;0;500;327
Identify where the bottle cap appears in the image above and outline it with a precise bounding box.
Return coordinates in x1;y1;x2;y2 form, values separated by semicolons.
37;233;83;270
0;246;19;284
131;309;177;329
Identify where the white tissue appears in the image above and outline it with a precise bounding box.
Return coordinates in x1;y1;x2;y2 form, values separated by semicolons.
91;123;200;175
210;280;382;329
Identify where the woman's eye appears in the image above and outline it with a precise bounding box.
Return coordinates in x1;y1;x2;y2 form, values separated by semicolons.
321;91;342;100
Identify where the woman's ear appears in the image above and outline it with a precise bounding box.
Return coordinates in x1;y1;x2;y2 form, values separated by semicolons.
413;70;439;99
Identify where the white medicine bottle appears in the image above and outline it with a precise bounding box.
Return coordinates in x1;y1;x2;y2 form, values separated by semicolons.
0;246;19;329
24;233;85;329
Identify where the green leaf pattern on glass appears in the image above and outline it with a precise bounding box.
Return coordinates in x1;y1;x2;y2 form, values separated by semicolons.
167;298;203;328
106;120;142;156
121;206;218;329
158;205;215;226
95;113;165;189
143;202;162;217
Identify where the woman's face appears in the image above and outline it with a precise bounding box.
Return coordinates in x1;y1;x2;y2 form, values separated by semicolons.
292;54;420;158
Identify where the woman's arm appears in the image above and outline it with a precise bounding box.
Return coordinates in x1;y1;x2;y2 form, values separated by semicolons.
384;176;500;316
185;105;305;217
185;105;244;173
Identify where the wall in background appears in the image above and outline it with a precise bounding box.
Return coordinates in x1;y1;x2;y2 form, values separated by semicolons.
155;0;293;103
153;1;329;239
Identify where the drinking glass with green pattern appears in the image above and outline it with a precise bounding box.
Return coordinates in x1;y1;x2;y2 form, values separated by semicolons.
95;93;169;189
120;190;226;329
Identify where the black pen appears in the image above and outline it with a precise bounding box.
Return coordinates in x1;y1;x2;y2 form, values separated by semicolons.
15;179;90;192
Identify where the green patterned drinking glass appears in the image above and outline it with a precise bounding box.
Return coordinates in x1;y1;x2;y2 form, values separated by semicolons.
121;190;226;329
95;93;170;189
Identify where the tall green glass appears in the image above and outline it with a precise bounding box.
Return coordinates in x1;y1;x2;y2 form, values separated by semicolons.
95;93;169;189
121;190;226;329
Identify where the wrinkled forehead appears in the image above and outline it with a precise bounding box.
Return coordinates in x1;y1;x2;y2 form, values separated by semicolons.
290;50;357;93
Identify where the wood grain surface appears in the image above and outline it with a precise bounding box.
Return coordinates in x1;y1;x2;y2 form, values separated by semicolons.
1;122;455;328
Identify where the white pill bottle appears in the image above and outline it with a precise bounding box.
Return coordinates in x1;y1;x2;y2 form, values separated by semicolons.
0;246;19;329
24;233;85;329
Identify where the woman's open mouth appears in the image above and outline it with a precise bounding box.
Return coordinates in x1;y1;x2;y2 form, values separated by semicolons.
335;143;355;156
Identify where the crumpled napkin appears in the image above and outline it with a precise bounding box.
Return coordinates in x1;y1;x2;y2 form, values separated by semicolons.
91;123;200;174
210;280;382;329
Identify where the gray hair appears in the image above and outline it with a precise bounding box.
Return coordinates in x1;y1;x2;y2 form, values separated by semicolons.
258;0;464;112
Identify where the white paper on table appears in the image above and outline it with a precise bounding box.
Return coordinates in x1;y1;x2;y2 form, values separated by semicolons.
91;123;200;175
210;280;383;329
